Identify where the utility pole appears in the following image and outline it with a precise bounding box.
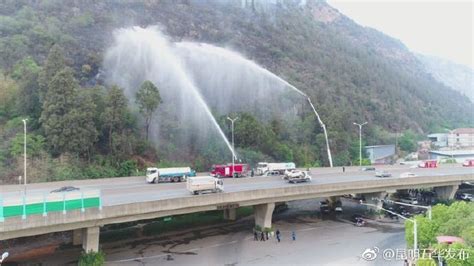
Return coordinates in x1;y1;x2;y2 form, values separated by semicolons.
22;119;28;194
227;116;238;178
353;122;367;167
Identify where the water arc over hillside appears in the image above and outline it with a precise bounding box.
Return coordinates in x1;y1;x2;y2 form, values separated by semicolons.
103;26;307;161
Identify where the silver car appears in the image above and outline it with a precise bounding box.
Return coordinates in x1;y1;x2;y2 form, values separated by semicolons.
375;171;392;178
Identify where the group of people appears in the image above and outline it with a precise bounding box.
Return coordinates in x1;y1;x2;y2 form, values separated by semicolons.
253;229;296;242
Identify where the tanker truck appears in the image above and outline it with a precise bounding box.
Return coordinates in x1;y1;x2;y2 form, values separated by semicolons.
146;167;196;183
256;162;296;175
186;176;224;195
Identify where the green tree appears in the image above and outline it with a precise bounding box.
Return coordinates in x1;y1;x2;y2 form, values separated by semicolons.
11;56;41;80
405;201;474;261
78;250;105;266
232;113;264;148
65;91;98;158
102;85;128;153
38;44;66;101
0;74;19;119
135;80;162;141
13;57;42;122
399;130;417;153
39;67;77;156
9;133;45;157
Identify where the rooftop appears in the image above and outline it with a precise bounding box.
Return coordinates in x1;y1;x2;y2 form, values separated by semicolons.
450;128;474;134
429;150;474;156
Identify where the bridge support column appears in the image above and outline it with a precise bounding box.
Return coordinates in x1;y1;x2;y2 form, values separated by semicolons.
363;192;389;209
82;226;100;252
72;229;82;246
223;208;236;220
328;196;340;210
254;203;275;230
434;185;458;201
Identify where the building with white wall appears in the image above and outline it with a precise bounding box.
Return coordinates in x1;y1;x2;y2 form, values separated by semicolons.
447;128;474;148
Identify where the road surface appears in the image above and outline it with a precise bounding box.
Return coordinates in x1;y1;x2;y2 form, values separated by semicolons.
1;165;472;207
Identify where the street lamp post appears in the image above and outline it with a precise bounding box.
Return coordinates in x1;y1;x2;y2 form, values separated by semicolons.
353;122;367;167
227;116;238;178
360;201;417;251
22;119;27;194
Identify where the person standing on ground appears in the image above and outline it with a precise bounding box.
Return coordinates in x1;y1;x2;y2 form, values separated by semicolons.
254;230;258;241
265;231;269;240
260;231;265;241
292;231;296;241
343;166;345;172
276;229;281;243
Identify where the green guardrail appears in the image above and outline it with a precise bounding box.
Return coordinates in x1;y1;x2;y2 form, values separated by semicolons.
0;191;101;222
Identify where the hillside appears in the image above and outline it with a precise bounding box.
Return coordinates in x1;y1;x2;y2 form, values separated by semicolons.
417;54;474;102
0;0;472;182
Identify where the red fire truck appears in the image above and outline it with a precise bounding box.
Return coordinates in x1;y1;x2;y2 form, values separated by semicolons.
211;164;250;178
463;159;474;167
418;160;438;168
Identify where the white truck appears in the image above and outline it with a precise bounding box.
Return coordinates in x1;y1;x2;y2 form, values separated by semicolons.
186;176;224;195
256;162;296;175
146;167;196;183
284;170;312;183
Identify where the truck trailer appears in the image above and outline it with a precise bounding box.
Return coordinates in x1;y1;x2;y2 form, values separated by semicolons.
256;162;296;175
211;164;249;178
146;167;196;183
186;176;224;195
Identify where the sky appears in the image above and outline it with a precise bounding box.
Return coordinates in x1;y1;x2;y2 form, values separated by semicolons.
326;0;474;68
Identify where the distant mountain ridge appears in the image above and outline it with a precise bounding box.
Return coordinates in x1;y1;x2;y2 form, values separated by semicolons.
416;54;474;102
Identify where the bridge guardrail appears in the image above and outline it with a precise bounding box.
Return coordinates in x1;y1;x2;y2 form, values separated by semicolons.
0;189;102;222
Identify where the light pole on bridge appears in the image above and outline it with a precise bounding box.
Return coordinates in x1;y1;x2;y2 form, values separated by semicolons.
353;122;367;167
22;119;28;194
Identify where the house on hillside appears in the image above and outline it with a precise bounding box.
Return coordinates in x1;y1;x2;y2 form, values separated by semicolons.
365;145;396;165
427;133;448;147
447;128;474;148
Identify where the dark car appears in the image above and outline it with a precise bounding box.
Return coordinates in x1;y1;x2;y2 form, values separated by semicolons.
320;201;330;213
50;186;80;193
385;206;399;220
351;214;365;223
397;206;412;217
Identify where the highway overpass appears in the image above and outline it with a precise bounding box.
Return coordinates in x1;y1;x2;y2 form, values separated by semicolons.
0;165;472;252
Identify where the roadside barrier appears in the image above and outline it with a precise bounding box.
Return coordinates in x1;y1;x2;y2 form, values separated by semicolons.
0;189;101;222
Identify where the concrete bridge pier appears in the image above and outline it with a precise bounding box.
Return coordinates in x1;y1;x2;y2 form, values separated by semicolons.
82;226;100;252
254;203;275;230
363;192;389;209
434;185;458;201
223;208;237;220
72;229;82;246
